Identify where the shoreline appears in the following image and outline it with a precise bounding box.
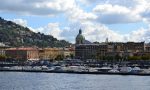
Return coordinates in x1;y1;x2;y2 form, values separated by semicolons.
0;69;150;76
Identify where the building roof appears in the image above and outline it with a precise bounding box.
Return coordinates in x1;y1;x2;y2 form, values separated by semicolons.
83;40;92;44
76;43;107;46
6;47;38;51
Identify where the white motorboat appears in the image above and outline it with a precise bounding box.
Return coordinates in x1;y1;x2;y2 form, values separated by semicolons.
108;65;119;73
120;66;132;73
41;66;48;70
131;67;142;73
10;66;22;70
32;66;42;70
67;66;88;72
97;66;112;72
88;68;99;72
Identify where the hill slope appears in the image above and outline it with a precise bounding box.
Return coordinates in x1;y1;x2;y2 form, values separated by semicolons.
0;17;71;47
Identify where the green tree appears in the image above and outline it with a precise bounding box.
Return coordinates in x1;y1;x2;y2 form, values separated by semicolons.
0;55;7;60
115;54;122;61
55;55;64;60
70;54;74;59
128;56;141;60
141;55;150;60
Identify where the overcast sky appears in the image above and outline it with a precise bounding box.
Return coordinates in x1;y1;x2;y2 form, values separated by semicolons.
0;0;150;43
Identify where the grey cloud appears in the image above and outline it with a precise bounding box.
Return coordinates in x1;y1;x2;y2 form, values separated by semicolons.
141;9;150;22
97;13;140;24
84;0;139;8
0;0;68;16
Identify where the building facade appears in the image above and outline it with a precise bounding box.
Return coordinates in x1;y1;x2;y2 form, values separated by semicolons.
75;44;107;60
107;42;145;57
0;43;10;56
39;47;75;60
75;29;146;60
75;29;108;60
5;47;39;61
143;44;150;56
39;48;63;60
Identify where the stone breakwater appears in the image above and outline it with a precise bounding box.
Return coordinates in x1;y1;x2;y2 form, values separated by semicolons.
0;67;150;76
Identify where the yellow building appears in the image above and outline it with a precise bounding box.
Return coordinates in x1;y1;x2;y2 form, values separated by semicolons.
39;47;75;60
39;48;62;60
63;47;75;58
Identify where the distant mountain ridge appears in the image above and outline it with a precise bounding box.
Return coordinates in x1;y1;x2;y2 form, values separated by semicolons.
0;17;71;47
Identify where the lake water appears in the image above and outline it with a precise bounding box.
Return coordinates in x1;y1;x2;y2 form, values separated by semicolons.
0;72;150;90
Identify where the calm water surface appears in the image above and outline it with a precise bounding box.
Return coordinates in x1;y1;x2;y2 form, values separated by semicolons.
0;72;150;90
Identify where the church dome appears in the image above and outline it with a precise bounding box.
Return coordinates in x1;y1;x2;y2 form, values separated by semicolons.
76;34;85;41
76;29;85;44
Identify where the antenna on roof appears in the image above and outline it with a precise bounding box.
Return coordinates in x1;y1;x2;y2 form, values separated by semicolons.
105;37;108;43
79;28;82;34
